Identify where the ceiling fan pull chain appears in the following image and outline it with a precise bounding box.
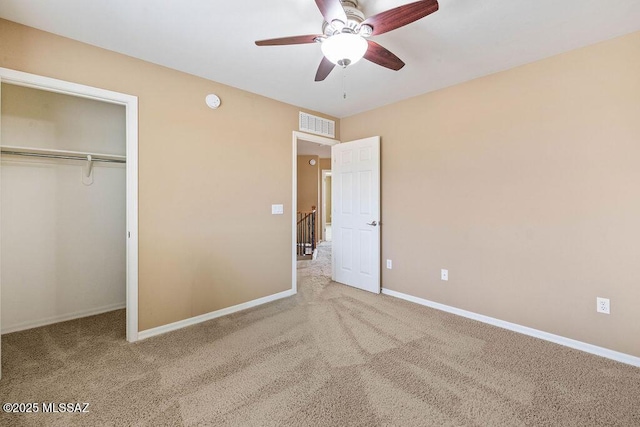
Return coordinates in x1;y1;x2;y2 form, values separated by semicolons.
343;68;347;99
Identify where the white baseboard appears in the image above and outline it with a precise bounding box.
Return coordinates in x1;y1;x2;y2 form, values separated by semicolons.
138;289;296;340
381;288;640;368
1;302;126;335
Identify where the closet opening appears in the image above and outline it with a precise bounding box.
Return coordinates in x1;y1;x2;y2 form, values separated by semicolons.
0;68;139;353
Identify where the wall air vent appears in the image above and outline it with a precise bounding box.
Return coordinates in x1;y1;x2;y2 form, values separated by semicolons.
299;112;335;138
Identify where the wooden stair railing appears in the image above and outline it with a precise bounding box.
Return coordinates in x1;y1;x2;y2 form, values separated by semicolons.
297;208;317;257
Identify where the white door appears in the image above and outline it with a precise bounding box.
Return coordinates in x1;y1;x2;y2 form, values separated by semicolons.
332;136;380;294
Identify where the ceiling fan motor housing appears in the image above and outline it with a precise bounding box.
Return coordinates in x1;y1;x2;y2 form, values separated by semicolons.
322;0;367;36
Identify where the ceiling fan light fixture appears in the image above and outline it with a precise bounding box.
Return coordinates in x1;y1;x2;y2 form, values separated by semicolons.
321;33;367;68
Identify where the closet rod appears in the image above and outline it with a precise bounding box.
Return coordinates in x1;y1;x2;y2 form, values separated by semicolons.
1;150;126;164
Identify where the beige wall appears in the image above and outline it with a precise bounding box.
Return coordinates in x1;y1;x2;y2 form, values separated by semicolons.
319;158;331;171
341;31;640;357
0;19;338;331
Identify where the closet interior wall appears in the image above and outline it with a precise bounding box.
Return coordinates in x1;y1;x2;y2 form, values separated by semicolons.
1;83;126;333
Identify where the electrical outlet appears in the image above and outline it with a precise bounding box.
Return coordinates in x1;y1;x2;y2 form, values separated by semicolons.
441;269;448;281
386;259;393;269
596;297;610;314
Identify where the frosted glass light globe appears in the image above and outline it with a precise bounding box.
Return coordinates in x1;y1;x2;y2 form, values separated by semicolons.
321;33;368;67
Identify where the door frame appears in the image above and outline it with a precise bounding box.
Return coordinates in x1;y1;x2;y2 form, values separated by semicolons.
291;131;338;293
321;169;332;242
0;67;140;343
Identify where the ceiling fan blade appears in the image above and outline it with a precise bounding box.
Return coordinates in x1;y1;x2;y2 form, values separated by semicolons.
255;35;321;46
315;0;348;26
315;56;336;81
364;40;405;71
362;0;439;36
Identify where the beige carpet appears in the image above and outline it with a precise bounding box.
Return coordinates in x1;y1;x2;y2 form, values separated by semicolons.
1;242;639;426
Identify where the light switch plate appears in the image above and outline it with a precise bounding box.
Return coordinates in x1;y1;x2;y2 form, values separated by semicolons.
271;204;284;215
441;269;448;281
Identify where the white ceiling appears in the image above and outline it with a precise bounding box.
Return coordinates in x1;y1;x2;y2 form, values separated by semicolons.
1;0;639;118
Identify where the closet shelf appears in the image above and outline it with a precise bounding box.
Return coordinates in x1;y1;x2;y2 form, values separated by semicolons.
0;145;126;164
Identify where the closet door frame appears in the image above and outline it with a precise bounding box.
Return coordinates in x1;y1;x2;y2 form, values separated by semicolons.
0;67;139;343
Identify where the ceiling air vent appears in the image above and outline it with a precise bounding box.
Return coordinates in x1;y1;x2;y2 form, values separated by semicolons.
299;112;335;138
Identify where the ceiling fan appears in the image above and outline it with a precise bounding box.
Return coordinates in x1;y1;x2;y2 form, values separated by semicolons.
255;0;439;81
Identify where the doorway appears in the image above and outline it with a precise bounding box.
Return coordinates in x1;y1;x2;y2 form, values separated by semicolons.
291;132;381;296
291;131;337;293
0;67;139;359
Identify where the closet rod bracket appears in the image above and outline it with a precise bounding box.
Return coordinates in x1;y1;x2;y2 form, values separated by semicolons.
83;155;94;185
85;155;93;177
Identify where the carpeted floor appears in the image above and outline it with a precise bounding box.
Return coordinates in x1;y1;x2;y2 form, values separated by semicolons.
1;242;639;426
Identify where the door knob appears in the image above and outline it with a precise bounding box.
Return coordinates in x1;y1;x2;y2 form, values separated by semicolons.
366;221;378;226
